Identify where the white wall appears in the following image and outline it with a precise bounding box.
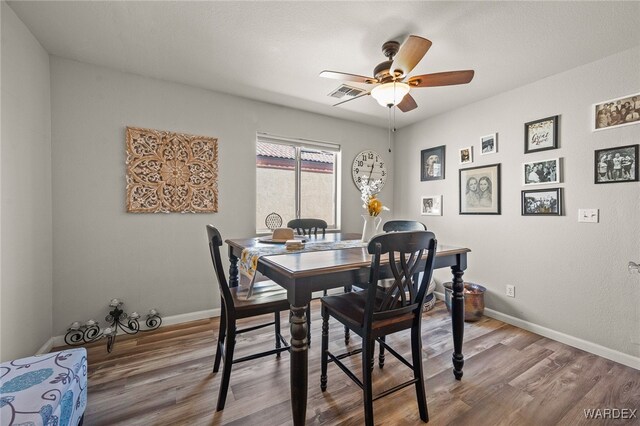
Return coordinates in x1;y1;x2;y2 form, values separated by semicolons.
394;47;640;359
49;57;390;334
0;2;53;361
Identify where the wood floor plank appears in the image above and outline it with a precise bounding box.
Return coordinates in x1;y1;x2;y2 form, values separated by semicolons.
556;362;640;426
510;353;615;424
445;383;534;426
424;323;512;379
428;342;553;408
49;300;639;425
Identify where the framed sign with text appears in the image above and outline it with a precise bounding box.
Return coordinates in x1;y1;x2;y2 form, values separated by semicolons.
524;115;558;154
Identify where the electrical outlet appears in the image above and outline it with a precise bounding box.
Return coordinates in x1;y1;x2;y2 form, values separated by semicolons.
578;209;599;223
506;285;515;298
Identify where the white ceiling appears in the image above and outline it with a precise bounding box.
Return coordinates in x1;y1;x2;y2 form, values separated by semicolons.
8;1;640;129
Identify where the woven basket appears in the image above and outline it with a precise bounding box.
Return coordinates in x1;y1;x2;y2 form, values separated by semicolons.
423;293;436;312
423;279;437;312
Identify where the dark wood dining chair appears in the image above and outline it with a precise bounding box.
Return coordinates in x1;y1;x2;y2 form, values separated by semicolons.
379;219;429;361
207;225;291;411
382;220;427;232
287;218;327;237
320;230;438;426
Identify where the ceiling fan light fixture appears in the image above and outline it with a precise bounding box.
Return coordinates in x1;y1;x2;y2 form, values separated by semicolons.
371;82;410;107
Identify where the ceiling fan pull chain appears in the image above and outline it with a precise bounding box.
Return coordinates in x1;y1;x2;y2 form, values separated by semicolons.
391;104;398;152
393;104;397;132
388;106;392;152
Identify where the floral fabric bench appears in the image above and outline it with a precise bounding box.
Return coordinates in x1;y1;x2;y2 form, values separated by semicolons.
0;348;87;426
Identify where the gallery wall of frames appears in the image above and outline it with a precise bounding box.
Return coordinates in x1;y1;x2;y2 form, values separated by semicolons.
420;92;639;218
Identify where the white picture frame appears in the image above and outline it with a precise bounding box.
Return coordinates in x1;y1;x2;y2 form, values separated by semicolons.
459;147;473;165
523;158;560;186
421;195;442;216
480;133;497;155
593;92;640;132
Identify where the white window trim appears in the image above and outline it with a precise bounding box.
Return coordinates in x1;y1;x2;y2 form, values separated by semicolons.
256;133;342;233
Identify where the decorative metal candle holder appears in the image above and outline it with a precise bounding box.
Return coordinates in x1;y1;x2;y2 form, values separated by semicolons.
65;299;162;353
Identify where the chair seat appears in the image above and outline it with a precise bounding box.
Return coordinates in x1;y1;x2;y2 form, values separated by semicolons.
321;290;414;334
231;281;290;317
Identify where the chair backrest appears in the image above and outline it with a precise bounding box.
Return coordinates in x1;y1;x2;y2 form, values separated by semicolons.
383;221;427;287
365;231;437;326
206;225;236;314
287;218;327;237
382;220;427;232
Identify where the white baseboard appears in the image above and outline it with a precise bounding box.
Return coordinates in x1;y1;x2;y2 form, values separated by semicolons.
48;308;222;351
433;291;639;370
35;337;55;355
160;308;221;327
43;300;640;371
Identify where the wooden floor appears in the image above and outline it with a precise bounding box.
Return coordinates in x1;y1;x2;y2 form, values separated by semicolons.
61;301;640;425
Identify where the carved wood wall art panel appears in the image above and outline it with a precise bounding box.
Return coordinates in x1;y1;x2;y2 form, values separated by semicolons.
126;126;218;213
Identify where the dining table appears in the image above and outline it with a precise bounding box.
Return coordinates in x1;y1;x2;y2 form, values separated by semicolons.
225;232;470;426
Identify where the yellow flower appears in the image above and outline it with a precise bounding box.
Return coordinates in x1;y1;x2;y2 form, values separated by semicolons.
368;197;383;216
360;182;389;217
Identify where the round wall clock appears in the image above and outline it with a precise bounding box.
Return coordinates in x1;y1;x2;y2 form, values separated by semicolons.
352;150;387;192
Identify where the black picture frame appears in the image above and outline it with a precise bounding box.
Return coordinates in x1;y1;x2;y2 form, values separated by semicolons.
459;163;501;215
594;144;639;184
421;145;446;181
524;115;559;154
521;188;562;216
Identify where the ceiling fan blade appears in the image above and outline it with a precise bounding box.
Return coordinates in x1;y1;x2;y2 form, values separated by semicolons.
332;91;371;107
391;35;432;77
406;70;475;88
396;93;417;112
320;70;378;84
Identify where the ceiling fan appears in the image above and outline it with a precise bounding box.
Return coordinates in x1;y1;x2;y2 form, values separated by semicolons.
320;35;474;112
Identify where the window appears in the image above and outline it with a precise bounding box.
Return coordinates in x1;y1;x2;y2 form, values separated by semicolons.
256;134;340;232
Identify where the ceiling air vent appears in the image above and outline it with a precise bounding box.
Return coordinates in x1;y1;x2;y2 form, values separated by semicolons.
328;84;366;99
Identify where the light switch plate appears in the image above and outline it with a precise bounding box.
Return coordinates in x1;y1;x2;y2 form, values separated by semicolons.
578;209;599;223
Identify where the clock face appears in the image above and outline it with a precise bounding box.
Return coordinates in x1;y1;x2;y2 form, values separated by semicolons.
352;150;387;192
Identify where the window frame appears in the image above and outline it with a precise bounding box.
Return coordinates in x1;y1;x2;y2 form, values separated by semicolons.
256;133;341;233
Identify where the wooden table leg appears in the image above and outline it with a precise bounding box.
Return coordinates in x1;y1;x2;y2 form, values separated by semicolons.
290;304;308;425
451;265;465;380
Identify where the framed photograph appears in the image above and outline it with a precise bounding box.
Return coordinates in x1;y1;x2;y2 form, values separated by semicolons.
459;163;501;215
521;188;562;216
523;158;560;186
525;115;558;154
480;133;497;155
593;92;640;131
459;147;473;165
421;145;445;181
594;144;638;184
421;195;442;216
